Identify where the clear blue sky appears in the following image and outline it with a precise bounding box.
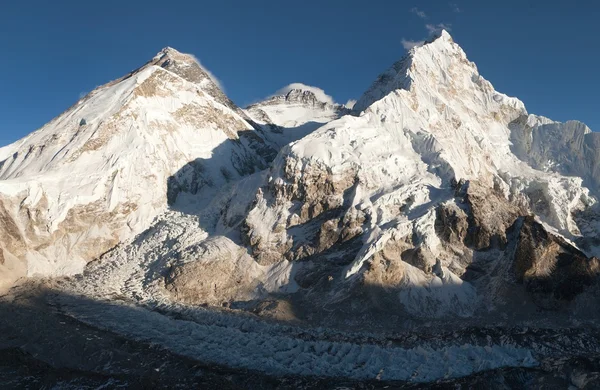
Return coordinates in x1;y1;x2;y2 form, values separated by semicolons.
1;0;599;146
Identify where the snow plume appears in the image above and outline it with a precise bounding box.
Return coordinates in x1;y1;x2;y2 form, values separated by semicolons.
344;99;357;109
410;7;427;19
403;23;450;51
274;83;335;105
189;54;225;92
426;23;452;35
402;39;425;50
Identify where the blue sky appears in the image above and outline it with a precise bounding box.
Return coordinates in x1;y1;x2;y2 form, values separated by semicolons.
1;0;599;146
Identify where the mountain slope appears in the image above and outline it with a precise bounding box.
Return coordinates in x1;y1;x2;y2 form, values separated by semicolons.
0;47;274;290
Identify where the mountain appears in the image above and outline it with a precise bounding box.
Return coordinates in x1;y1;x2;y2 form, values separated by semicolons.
0;47;274;290
3;30;600;386
245;84;351;148
80;30;599;322
38;30;597;327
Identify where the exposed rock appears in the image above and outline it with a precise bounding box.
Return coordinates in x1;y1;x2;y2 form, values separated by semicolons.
462;180;526;250
512;216;600;307
164;237;260;305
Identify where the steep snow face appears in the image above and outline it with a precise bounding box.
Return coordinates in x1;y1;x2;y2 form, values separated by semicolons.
510;115;600;192
0;48;272;290
245;86;351;148
0;142;22;163
352;30;528;183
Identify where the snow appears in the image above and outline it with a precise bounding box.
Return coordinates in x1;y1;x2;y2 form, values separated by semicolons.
398;264;478;318
273;83;335;105
54;221;536;382
344;99;357;109
238;29;599;319
1;31;599;383
0;141;22;162
245;85;348;149
0;49;269;284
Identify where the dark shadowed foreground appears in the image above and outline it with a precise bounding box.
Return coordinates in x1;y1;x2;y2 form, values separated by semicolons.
0;282;599;389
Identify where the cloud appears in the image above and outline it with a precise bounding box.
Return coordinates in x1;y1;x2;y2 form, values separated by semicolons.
401;38;425;50
344;99;357;109
274;83;335;105
425;23;452;35
410;7;427;19
401;22;450;52
79;91;87;99
450;2;461;13
189;54;225;92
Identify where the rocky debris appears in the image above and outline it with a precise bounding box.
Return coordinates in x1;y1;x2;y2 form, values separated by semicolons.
164;237;261;305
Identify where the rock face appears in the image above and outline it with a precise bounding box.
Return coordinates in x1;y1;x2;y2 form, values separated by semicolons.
512;216;600;308
0;47;274;290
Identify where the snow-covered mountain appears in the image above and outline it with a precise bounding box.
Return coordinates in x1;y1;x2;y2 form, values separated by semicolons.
0;47;274;290
3;30;600;386
2;31;600;324
89;30;599;324
245;84;350;148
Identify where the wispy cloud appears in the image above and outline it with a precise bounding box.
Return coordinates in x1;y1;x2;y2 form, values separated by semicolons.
425;23;452;35
79;91;87;99
450;2;461;13
410;7;427;19
344;99;357;109
402;23;451;52
401;39;425;50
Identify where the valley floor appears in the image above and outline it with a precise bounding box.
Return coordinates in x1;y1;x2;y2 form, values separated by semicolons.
1;279;599;389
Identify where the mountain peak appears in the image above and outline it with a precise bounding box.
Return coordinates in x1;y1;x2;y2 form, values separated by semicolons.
157;46;181;55
420;28;457;52
249;83;337;109
282;88;326;106
435;29;453;42
276;83;336;106
143;46;241;113
153;46;195;65
354;30;482;112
